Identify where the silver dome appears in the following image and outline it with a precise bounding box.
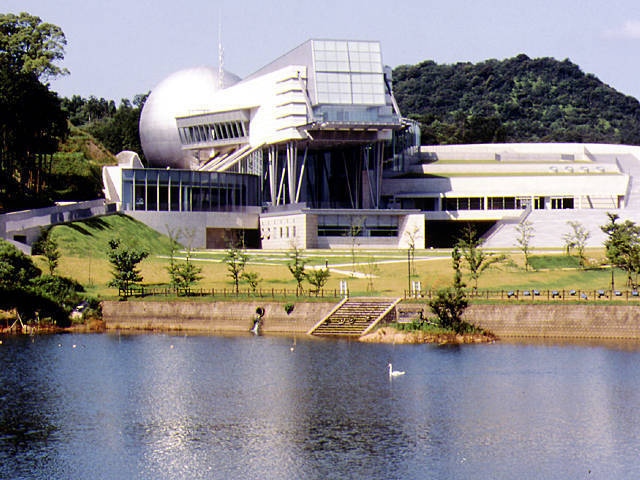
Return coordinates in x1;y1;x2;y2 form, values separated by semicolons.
139;66;241;169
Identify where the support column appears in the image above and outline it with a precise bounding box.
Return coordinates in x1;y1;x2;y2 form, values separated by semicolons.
268;146;278;205
286;142;298;205
363;142;385;209
295;146;308;204
375;141;384;209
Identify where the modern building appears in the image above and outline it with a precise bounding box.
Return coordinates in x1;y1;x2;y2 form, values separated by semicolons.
102;39;640;250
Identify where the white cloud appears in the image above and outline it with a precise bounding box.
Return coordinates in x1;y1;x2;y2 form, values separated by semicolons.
604;20;640;39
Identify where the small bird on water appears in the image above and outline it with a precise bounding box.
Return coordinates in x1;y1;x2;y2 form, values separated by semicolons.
388;363;405;377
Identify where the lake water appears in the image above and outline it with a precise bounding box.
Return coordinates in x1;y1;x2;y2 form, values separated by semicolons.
1;333;640;479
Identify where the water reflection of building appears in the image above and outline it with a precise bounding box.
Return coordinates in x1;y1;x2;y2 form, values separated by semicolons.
102;39;633;249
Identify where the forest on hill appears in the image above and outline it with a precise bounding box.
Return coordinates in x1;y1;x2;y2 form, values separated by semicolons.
392;54;640;145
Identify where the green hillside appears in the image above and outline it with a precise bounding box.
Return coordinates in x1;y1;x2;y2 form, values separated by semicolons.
48;125;117;201
392;55;640;145
49;213;174;258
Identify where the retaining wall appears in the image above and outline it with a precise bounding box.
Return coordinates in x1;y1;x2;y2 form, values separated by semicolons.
102;300;335;334
102;301;640;339
466;304;640;339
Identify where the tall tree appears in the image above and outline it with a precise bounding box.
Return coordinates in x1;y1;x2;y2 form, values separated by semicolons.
0;12;68;80
0;13;69;209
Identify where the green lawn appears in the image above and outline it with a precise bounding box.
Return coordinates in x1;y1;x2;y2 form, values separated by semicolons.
39;214;629;301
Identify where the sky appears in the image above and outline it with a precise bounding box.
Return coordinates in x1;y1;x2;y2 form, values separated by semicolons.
5;0;640;102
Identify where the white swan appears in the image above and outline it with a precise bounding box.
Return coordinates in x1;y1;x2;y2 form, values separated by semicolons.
388;363;405;377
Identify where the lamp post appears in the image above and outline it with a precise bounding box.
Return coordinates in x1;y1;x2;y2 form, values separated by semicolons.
407;248;411;296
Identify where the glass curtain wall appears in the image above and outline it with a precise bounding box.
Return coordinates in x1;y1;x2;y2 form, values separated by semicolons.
121;169;260;212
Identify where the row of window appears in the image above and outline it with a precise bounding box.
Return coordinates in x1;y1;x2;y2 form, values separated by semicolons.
317;226;398;237
121;169;260;212
399;196;575;211
178;120;248;145
262;225;297;240
312;40;382;74
316;214;399;237
315;72;386;105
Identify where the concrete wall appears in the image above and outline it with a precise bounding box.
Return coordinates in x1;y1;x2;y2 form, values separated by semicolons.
104;300;640;340
466;304;640;339
0;199;113;253
260;213;310;249
127;209;261;249
421;143;640;160
102;300;335;333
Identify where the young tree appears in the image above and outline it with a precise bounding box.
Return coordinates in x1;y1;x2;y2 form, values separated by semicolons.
457;224;503;291
404;225;422;277
564;221;591;268
365;256;380;292
42;235;61;275
346;217;363;276
223;242;248;294
306;267;330;296
165;226;181;286
601;213;640;288
287;244;307;294
33;228;60;275
106;238;149;298
429;246;468;332
515;220;534;271
241;270;261;294
166;227;202;294
172;260;203;294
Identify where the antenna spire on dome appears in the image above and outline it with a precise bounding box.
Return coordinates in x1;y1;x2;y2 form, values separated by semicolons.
218;16;224;89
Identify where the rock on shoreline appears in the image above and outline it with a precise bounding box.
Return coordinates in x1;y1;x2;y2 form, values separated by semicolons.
359;327;497;345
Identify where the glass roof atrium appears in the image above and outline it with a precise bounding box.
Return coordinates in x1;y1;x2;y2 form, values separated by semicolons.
312;40;386;106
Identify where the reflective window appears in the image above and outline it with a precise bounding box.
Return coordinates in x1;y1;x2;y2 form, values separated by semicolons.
316;72;352;104
312;40;385;106
351;73;386;104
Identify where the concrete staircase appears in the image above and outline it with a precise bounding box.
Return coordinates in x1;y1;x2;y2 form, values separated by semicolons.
616;154;640;208
482;209;614;248
482;152;640;249
308;297;401;337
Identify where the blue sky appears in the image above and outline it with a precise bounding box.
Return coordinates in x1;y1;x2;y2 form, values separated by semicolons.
6;0;640;102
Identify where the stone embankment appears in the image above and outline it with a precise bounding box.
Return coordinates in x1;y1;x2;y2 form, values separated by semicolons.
102;300;640;340
102;300;331;334
466;304;640;339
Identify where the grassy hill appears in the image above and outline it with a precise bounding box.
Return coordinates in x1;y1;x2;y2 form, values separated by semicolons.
49;125;117;201
50;213;173;259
